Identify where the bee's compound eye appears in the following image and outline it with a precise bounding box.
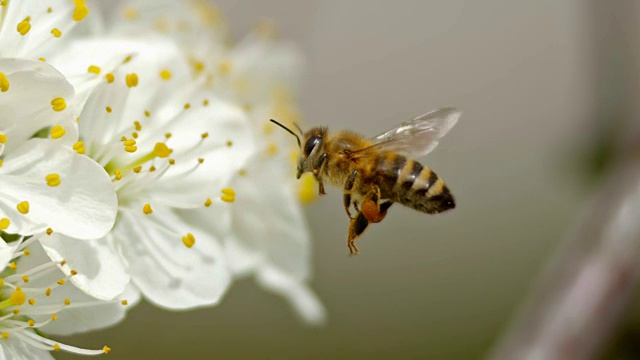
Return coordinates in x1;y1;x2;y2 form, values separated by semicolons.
303;135;321;157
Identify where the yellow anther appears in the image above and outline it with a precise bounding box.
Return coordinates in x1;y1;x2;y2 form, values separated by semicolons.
64;298;70;305
183;102;192;110
23;249;30;256
47;7;52;13
154;142;171;158
57;279;66;285
9;262;17;270
103;346;112;354
268;143;278;155
0;218;9;230
10;287;25;306
60;260;66;266
121;300;128;306
168;159;175;165
0;159;3;167
198;158;204;164
0;72;9;92
39;57;46;62
73;141;86;154
53;343;61;352
123;6;138;20
114;169;122;181
51;314;58;321
144;110;151;117
11;309;18;315
142;203;153;215
51;28;62;37
226;140;233;147
181;233;195;248
124;139;136;146
51;97;67;112
50;125;66;139
123;55;132;64
134;121;142;131
17;17;31;36
28;298;35;305
221;188;236;203
125;73;139;87
76;117;80;122
105;73;115;83
204;198;212;207
133;166;142;173
203;99;209;106
17;201;29;214
105;106;112;113
239;169;248;176
165;133;172;139
149;166;156;172
22;275;29;283
120;136;127;141
87;65;101;74
0;278;4;286
27;319;35;326
124;145;137;153
70;270;78;276
201;132;209;139
45;288;51;296
72;0;89;21
1;332;7;339
0;133;6;144
46;228;53;235
160;69;172;80
132;132;138;139
243;103;253;112
46;173;61;187
219;60;232;75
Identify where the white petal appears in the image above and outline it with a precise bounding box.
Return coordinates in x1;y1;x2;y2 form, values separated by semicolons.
0;58;76;153
39;233;130;300
256;264;327;326
0;238;20;270
0;339;53;360
114;204;231;310
0;138;117;239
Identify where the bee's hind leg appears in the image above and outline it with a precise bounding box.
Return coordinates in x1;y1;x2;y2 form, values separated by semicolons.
347;211;369;255
342;169;359;219
361;187;394;223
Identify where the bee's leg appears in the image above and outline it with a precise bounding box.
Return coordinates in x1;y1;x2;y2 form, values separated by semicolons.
347;211;369;255
353;200;360;212
342;169;359;219
361;187;393;223
312;153;328;195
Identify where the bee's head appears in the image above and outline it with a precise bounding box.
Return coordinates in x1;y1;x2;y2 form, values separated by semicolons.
269;120;327;179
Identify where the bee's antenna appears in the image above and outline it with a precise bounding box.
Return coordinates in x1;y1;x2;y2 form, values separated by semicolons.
293;122;303;135
270;119;301;148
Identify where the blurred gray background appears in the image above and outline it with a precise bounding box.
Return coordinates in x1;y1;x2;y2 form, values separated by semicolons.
61;1;640;359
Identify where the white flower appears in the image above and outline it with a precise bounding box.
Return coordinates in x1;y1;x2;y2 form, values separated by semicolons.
111;0;325;324
0;235;134;359
40;36;254;309
0;58;117;240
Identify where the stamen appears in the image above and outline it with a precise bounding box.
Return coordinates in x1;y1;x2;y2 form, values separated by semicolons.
45;173;61;187
17;17;31;36
73;0;89;21
221;188;235;203
181;233;195;248
87;65;101;74
17;201;29;214
50;98;67;112
50;125;66;139
125;73;139;88
50;28;62;38
0;72;9;92
0;218;10;230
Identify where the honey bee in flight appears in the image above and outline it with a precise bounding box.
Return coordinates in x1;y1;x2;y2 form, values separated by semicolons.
270;107;460;255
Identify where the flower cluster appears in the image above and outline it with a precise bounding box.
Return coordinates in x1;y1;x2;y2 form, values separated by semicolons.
0;0;324;357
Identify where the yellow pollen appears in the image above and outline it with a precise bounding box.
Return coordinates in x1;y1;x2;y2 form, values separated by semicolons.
105;106;112;113
58;279;66;285
226;140;233;147
143;203;153;215
46;228;53;235
1;333;7;339
53;344;61;352
105;73;115;83
103;346;112;354
125;73;139;87
201;132;209;139
50;125;66;139
132;132;138;139
203;99;209;106
46;173;61;187
144;110;151;117
46;288;51;296
219;60;232;75
133;166;142;173
47;7;52;13
70;270;78;276
73;141;86;154
27;319;35;326
73;0;89;21
60;260;66;266
0;218;9;230
239;169;248;176
120;136;127;142
149;166;156;172
134;121;142;131
124;139;136;146
268;143;278;155
39;57;46;62
87;65;101;74
22;275;29;283
0;133;6;143
64;298;70;305
165;133;172;139
204;198;212;207
17;201;29;214
123;6;138;20
181;233;195;248
0;72;9;92
28;298;35;305
51;314;58;321
51;28;62;38
17;17;31;36
51;97;67;112
123;55;133;64
125;145;137;153
168;159;175;165
11;309;18;315
221;188;236;203
0;159;3;167
154;142;171;158
183;103;191;110
23;249;30;256
10;287;25;306
198;158;204;164
160;69;172;80
9;262;17;270
121;300;128;306
114;169;122;181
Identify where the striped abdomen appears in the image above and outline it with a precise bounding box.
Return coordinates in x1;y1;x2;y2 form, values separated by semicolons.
372;152;455;214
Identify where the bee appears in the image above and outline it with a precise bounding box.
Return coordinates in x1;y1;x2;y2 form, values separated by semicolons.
270;107;460;255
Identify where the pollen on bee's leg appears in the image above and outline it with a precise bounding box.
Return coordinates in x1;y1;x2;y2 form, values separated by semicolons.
361;199;379;223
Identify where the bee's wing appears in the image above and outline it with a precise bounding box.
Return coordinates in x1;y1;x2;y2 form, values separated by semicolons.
357;107;461;157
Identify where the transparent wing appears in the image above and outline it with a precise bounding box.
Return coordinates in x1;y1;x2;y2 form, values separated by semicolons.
356;107;461;157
